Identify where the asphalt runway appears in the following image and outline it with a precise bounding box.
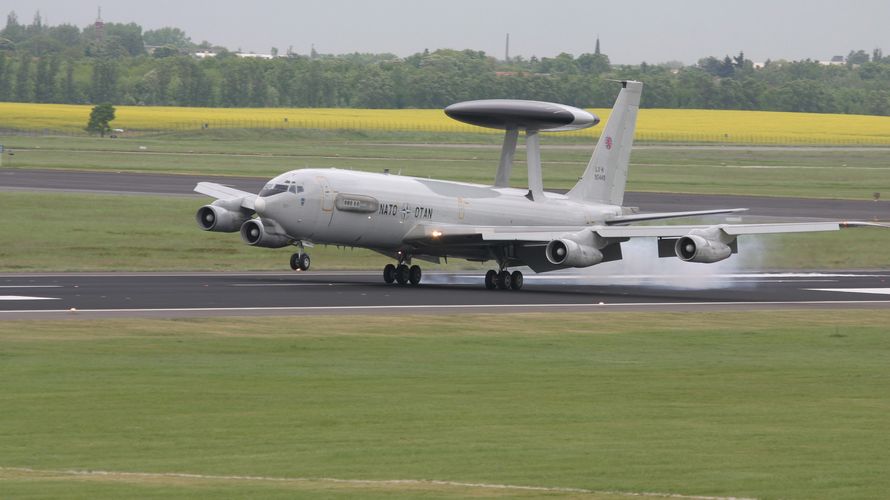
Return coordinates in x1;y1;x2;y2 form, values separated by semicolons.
3;270;890;319
3;168;889;220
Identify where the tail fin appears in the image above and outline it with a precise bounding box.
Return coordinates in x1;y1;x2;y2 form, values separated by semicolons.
566;80;642;206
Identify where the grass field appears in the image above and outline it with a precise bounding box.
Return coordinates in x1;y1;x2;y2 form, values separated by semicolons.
4;101;890;145
1;191;888;272
3;129;890;199
2;312;890;499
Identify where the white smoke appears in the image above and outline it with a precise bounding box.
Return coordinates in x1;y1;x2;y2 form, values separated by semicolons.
529;232;769;290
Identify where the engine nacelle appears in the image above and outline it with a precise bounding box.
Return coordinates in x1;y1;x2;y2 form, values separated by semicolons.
196;205;250;232
545;238;604;268
240;219;291;248
675;234;732;263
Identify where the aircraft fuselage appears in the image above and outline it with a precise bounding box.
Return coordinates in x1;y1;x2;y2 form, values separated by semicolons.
256;168;622;253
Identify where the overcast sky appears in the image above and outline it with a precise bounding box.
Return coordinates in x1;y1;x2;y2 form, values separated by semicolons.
5;0;889;64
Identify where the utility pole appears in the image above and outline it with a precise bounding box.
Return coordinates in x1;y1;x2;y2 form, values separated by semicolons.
505;33;510;63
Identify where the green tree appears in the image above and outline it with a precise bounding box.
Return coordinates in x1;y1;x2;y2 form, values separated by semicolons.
62;59;77;102
90;58;118;103
13;53;32;101
105;22;144;57
846;49;870;66
34;56;50;101
0;52;10;100
143;27;192;50
85;103;115;137
2;11;24;42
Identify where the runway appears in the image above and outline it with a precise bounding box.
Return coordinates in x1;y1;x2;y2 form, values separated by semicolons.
3;168;888;219
3;270;890;319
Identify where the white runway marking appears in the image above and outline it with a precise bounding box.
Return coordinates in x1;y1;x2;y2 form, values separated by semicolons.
0;285;62;288
3;299;890;316
520;272;890;280
0;295;60;301
807;288;890;296
231;283;354;287
0;466;756;500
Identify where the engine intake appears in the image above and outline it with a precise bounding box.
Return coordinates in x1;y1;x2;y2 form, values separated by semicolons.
545;238;604;268
196;205;250;232
240;219;291;248
675;235;732;263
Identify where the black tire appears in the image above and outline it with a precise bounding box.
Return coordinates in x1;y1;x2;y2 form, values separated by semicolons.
484;270;498;290
383;264;396;284
396;264;410;285
409;265;422;285
289;253;300;271
496;270;511;290
299;253;311;271
510;270;523;290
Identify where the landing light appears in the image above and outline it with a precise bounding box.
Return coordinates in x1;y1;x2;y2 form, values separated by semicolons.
431;230;443;239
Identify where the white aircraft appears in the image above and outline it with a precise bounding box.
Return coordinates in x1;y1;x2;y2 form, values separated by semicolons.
195;81;883;290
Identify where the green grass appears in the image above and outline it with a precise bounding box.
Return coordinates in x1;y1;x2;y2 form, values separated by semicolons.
2;312;890;499
3;130;890;199
1;191;888;272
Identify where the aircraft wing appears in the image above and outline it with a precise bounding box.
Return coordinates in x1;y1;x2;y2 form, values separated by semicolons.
404;221;888;245
194;182;257;210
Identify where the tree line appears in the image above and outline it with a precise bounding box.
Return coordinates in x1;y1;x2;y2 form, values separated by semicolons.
2;10;890;115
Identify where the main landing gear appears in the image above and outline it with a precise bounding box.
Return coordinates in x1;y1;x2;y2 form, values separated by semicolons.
289;252;311;271
383;251;422;286
383;263;422;286
484;269;523;291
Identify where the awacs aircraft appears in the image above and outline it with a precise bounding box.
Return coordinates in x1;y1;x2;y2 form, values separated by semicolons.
195;81;884;290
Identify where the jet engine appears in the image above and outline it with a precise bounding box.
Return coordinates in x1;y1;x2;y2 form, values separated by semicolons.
675;234;732;263
240;219;291;248
545;238;604;268
196;205;250;232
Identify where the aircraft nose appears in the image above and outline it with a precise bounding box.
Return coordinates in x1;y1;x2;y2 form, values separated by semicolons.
254;196;267;215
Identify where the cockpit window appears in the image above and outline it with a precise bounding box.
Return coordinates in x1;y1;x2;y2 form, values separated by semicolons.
259;183;288;197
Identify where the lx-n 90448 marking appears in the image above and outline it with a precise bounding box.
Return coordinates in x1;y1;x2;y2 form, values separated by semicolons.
195;81;885;290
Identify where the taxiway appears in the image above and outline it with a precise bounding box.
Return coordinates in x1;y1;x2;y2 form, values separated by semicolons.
2;168;888;220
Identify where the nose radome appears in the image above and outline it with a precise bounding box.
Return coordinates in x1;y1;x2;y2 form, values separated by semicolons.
254;196;267;215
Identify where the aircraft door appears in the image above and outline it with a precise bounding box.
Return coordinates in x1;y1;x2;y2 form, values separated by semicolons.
316;175;335;226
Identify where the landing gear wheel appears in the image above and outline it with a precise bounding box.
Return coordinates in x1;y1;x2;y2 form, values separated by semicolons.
510;270;524;290
496;270;512;290
409;265;422;285
395;264;410;285
383;264;396;284
291;253;310;271
484;270;498;290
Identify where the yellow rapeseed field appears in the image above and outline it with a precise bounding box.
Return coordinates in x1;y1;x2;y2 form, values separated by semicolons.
3;101;890;145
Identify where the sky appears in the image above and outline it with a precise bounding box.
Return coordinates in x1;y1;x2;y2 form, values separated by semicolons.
4;0;890;64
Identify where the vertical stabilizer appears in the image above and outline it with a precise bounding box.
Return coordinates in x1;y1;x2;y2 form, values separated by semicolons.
566;81;642;206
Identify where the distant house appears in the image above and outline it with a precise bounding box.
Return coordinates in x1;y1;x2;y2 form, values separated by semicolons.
818;55;845;66
194;51;217;59
236;52;275;60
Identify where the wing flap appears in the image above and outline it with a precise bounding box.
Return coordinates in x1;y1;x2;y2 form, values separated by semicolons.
605;208;747;224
